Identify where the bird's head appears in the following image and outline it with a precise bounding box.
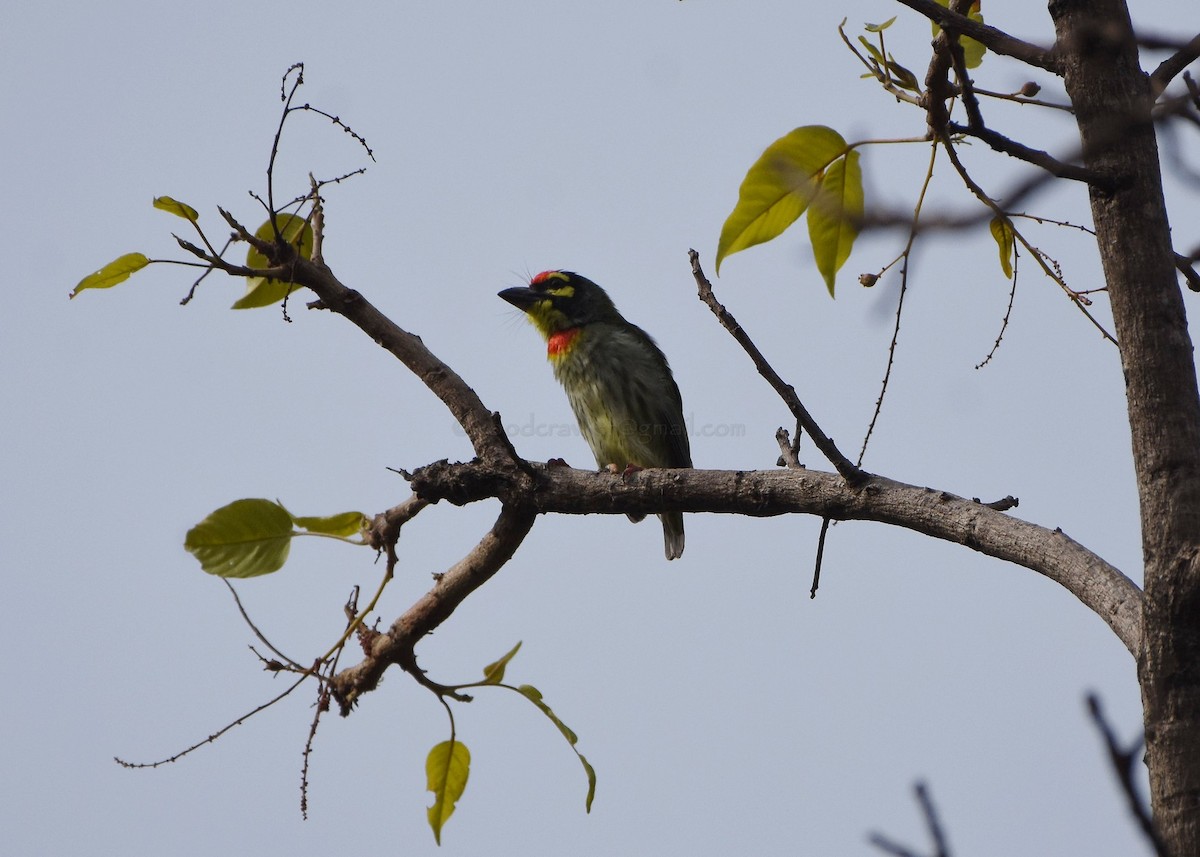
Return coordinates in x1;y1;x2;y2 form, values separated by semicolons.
498;270;621;338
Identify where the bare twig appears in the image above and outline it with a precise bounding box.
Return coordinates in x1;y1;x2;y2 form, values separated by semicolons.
689;250;866;487
938;137;1118;344
115;670;311;768
976;244;1018;369
223;579;305;670
869;781;952;857
810;517;831;599
1087;694;1168;857
859;141;940;466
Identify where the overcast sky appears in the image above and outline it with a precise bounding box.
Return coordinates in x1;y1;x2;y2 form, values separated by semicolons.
4;1;1195;855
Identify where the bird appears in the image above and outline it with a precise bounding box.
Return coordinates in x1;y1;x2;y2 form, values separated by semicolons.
499;270;692;559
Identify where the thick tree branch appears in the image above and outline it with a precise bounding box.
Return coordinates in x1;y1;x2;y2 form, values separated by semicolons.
946;122;1101;184
330;503;536;713
406;459;1143;657
892;0;1059;72
1150;32;1200;96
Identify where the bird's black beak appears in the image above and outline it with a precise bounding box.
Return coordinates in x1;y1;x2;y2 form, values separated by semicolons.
498;286;541;311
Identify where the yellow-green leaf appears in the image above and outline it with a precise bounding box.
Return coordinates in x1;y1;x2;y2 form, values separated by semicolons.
231;277;295;310
69;253;150;298
184;498;294;578
153;196;199;222
426;739;470;845
886;57;920;91
716;125;849;273
865;16;896;32
807;151;864;297
517;684;596;812
858;35;886;66
932;0;986;69
234;214;313;309
989;216;1015;279
292;510;368;538
481;641;523;685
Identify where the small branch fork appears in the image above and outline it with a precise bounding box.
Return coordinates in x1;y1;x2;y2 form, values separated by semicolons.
1087;694;1168;857
869;781;951;857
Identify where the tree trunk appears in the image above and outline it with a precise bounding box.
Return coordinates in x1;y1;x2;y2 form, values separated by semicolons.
1049;0;1200;852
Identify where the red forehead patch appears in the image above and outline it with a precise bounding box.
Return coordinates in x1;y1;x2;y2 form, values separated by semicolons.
531;270;568;286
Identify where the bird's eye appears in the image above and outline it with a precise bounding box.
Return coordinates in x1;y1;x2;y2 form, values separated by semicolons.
531;270;570;292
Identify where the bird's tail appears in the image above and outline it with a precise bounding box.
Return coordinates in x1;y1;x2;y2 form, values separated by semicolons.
659;512;685;560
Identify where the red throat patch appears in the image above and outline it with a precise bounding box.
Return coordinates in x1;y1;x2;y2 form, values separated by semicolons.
547;327;581;357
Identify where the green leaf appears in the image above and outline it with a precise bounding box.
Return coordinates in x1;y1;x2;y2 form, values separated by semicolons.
292;510;368;538
857;35;886;66
932;0;986;69
69;253;150;298
865;16;896;32
885;57;920;91
517;684;596;812
153;196;199;222
426;739;470;845
807;150;864;297
989;216;1015;279
233;214;314;309
230;277;293;310
481;641;523;685
184;498;294;578
715;125;849;273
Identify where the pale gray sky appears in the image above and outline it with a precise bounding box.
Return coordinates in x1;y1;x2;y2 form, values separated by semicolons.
4;1;1190;854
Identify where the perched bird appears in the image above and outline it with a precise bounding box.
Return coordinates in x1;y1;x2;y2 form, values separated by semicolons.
499;270;692;559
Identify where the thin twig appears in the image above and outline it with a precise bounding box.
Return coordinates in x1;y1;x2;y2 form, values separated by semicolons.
976;244;1018;369
868;781;952;857
1087;693;1168;857
689;250;866;487
115;671;310;768
223;579;305;670
939;137;1118;344
859;141;940;466
810;517;831;599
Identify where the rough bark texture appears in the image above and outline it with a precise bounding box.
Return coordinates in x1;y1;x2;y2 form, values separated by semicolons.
1049;1;1200;852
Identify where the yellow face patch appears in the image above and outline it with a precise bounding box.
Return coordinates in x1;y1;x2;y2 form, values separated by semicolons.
524;299;572;338
522;271;576;337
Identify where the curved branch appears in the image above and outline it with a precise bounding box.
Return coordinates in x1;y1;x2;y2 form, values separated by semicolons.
330;503;536;712
281;256;521;467
409;460;1144;657
892;0;1059;72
